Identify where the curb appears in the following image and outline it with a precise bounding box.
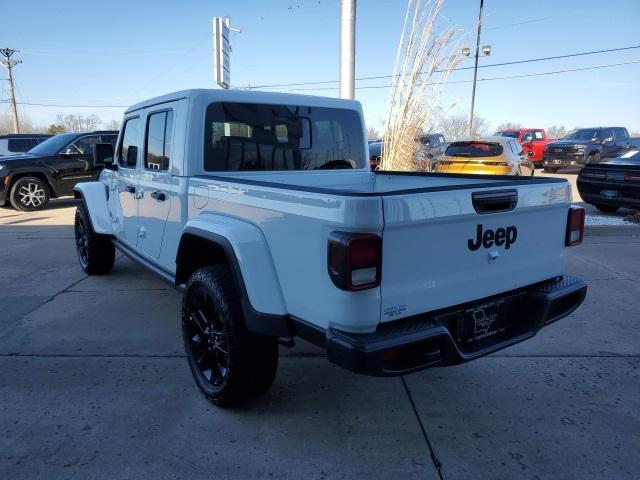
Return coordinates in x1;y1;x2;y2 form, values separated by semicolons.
584;225;640;236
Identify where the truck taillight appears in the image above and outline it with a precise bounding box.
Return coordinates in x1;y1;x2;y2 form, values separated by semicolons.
565;206;585;246
328;233;381;291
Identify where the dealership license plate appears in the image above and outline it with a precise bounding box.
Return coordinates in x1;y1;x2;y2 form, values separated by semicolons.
553;159;562;164
601;190;620;199
464;300;505;344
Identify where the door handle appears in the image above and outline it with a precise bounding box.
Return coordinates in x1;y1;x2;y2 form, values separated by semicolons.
125;185;136;194
151;190;166;202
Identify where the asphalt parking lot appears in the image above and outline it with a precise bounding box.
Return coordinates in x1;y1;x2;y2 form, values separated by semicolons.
1;185;639;479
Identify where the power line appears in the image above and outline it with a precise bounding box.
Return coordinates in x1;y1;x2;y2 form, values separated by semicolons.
0;101;128;108
249;44;640;89
2;59;638;109
281;59;640;91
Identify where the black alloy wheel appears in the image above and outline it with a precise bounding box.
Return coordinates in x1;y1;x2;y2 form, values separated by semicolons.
185;290;230;388
182;266;278;407
75;211;90;269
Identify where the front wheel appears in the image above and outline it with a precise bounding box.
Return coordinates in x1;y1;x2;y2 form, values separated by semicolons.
9;176;50;211
74;203;115;275
182;265;278;407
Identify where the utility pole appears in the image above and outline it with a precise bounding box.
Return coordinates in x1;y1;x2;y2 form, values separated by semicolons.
339;0;356;99
0;48;22;134
468;0;484;136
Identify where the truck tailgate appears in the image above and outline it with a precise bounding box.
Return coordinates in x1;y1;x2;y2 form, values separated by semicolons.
380;181;571;322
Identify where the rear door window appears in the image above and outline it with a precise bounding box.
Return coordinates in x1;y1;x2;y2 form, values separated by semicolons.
203;102;365;171
119;117;141;168
7;138;36;153
614;128;628;142
144;110;173;171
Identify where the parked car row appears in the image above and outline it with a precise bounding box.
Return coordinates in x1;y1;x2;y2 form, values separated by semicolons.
541;127;633;173
495;128;555;167
0;130;118;211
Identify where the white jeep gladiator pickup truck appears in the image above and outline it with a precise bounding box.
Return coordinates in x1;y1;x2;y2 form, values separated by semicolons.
74;89;587;407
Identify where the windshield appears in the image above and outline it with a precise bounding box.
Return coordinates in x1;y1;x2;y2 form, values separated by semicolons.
495;131;520;138
445;141;503;158
204;102;365;171
562;129;600;141
28;133;77;156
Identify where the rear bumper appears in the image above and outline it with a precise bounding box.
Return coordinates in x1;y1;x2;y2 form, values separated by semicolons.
295;275;586;377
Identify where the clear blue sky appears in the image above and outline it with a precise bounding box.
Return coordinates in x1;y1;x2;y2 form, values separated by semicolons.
2;0;639;132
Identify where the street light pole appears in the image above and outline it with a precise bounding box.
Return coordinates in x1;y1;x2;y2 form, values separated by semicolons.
469;0;484;136
339;0;356;99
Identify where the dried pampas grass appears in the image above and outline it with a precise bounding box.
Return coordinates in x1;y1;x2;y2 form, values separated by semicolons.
380;0;463;171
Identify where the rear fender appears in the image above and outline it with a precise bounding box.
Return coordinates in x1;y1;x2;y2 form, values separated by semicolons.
74;182;112;234
177;214;289;337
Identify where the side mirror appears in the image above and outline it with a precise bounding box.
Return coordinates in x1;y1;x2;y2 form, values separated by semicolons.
126;146;138;166
60;145;79;156
93;143;115;168
527;150;534;156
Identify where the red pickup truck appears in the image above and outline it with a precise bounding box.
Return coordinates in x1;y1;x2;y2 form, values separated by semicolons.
495;129;556;167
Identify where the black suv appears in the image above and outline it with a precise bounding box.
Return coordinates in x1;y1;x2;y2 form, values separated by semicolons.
542;127;632;173
0;134;51;157
0;131;118;211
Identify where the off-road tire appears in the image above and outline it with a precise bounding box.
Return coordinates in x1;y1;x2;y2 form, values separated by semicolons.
9;176;50;211
594;204;619;213
182;265;278;407
74;202;115;275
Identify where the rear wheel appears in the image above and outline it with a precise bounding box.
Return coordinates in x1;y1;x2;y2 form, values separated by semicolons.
182;265;278;407
74;203;115;275
9;176;50;211
594;204;619;213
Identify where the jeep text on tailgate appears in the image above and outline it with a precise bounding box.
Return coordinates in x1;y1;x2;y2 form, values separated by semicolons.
74;89;587;407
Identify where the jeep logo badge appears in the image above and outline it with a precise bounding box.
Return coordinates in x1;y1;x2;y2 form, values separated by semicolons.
468;224;517;251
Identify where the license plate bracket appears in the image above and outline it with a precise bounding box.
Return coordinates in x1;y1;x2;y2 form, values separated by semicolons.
463;300;505;344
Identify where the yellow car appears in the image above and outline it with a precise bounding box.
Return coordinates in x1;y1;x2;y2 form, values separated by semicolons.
434;136;535;176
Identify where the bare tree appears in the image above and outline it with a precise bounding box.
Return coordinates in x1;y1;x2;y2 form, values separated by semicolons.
366;126;381;141
438;111;489;141
0;112;40;134
55;113;102;132
546;125;568;140
495;122;522;132
104;119;120;131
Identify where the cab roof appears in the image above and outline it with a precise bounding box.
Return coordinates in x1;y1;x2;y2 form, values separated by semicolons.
125;88;362;114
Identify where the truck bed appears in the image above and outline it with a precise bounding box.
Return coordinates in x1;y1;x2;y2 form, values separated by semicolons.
194;170;566;196
188;170;572;334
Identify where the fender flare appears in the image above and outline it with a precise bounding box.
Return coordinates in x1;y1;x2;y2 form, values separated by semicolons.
176;215;290;337
73;182;112;234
